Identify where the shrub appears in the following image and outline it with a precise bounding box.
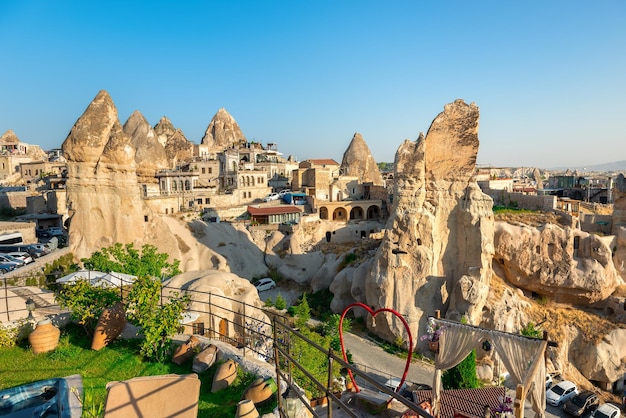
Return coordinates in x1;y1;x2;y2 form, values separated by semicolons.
81;243;181;279
442;349;479;389
56;279;121;336
126;276;190;362
274;293;286;310
520;321;542;338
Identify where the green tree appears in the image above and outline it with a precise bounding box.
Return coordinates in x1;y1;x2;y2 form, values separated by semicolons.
81;243;181;278
274;293;286;310
293;294;311;329
56;280;120;336
125;276;190;362
442;349;479;389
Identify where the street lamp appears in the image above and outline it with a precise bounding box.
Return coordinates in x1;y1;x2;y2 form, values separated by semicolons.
283;388;302;418
25;298;35;320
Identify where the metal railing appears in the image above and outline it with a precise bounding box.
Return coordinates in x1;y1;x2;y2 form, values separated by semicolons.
1;277;433;418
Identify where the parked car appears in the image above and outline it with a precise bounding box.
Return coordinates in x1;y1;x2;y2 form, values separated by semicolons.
277;189;291;197
6;252;33;264
592;403;621;418
254;278;276;292
0;255;23;268
546;374;553;389
547;380;578;407
47;227;65;237
263;193;279;202
563;390;599;417
0;262;16;274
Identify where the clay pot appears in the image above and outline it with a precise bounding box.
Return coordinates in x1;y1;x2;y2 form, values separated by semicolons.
171;335;200;365
428;340;439;353
235;399;259;418
29;319;60;354
211;359;238;392
192;344;218;373
92;302;127;350
242;377;277;404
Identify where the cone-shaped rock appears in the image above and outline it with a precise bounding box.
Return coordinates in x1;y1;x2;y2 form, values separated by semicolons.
360;99;494;342
340;132;383;185
62;90;148;259
154;116;176;147
164;129;194;167
201;108;247;150
0;129;20;144
123;110;168;183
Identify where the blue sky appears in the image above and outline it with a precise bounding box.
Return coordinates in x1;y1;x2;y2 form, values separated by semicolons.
1;1;624;168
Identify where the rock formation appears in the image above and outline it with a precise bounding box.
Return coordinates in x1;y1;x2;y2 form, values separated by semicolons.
201;108;247;151
123;111;169;183
62;90;148;258
0;129;20;143
345;100;495;343
340;133;384;186
494;222;621;304
0;129;47;160
153;116;177;147
153;116;193;167
533;168;543;189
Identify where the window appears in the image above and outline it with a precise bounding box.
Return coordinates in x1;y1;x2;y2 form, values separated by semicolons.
202;167;206;174
205;198;210;204
209;167;212;174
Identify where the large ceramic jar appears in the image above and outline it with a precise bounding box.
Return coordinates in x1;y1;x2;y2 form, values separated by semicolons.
92;302;127;351
29;319;60;354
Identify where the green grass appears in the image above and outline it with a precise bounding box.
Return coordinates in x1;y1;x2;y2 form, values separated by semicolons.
0;323;276;417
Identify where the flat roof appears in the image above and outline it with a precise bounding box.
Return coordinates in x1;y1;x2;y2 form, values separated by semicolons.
247;205;302;216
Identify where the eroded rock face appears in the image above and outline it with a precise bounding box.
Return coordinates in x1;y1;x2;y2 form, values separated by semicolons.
123;110;168;183
340;133;384;186
201;108;247;151
494;222;621;304
348;100;494;343
62;90;147;259
154;116;177;148
570;328;626;384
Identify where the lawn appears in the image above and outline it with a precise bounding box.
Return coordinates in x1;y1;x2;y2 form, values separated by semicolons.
0;323;277;417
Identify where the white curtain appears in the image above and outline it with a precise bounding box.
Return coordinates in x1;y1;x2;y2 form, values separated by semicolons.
431;321;487;417
490;333;546;418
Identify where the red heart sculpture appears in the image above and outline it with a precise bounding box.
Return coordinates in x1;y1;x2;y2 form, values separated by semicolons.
339;302;414;395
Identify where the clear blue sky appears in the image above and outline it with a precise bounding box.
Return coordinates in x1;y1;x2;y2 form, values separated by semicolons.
1;1;624;168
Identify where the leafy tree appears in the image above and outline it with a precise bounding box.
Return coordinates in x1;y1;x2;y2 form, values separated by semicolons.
442;349;479;389
274;293;286;310
293;294;311;329
125;276;190;362
81;243;181;278
56;280;120;336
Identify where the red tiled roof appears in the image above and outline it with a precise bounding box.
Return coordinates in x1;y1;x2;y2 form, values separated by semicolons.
413;387;506;418
307;159;339;166
247;205;302;215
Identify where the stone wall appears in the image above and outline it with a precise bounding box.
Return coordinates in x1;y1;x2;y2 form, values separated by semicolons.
486;189;556;211
580;213;613;235
0;191;29;210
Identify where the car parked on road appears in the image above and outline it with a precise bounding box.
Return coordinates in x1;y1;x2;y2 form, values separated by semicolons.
563;390;599;417
0;255;23;268
592;403;621;418
547;380;578;407
6;252;33;264
546;374;553;389
0;262;16;274
263;193;279;202
254;278;276;292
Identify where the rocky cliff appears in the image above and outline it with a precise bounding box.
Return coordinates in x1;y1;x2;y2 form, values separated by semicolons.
341;100;495;343
123;110;169;183
340;133;384;186
153;116;194;167
201;108;247;150
494;222;621;304
62;90;148;258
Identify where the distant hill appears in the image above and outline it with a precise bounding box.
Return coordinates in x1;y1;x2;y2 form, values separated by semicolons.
550;160;626;172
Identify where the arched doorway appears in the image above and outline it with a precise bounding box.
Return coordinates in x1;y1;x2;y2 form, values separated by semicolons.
319;207;329;220
350;207;364;220
333;207;347;221
367;205;380;219
219;318;228;341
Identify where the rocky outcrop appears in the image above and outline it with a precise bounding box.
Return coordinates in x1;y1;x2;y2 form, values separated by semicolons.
494;222;621;304
153;116;193;167
201;108;246;151
0;129;20;144
343;100;494;343
62;90;148;258
570;328;626;384
154;116;177;148
123;111;168;183
340;133;383;186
